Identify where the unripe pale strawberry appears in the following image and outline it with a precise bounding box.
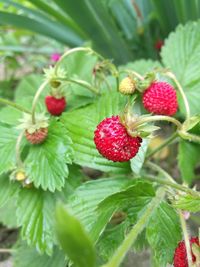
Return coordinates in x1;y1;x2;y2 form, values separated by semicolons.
94;116;142;162
142;81;178;116
45;96;66;116
174;237;200;267
119;77;136;95
25;128;48;144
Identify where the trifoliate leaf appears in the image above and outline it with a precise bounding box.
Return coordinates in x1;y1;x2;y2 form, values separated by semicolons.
16;188;56;255
61;91;131;173
13;243;66;267
178;140;200;184
0;123;19;175
25;119;73;192
173;194;200;212
162;21;200;115
55;204;96;267
146;202;181;266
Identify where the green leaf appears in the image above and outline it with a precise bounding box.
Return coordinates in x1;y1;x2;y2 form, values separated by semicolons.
25;120;73;192
53;0;132;64
178;140;200;184
55;203;96;267
16;188;56;255
13;243;66;267
130;139;149;175
0;198;18;228
173;194;200;212
14;74;44;100
182;115;200;131
120;59;161;76
95;179;155;261
0;11;83;46
0;174;19;208
162;21;200;115
97;222;129;263
146;202;181;266
67;177;130;242
0;123;19;175
61;91;130;173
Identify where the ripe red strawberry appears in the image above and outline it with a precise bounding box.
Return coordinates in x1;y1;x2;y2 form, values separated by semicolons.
25;128;48;144
94;116;142;162
174;237;200;267
45;96;66;116
142;81;178;116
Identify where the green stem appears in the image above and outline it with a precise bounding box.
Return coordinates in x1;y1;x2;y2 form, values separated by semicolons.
31;81;48;124
57;77;99;95
54;47;104;75
165;72;190;120
146;161;175;183
178;131;200;144
102;187;166;267
138;115;182;130
0;97;31;114
15;131;24;167
146;132;178;159
179;211;193;267
145;175;200;197
119;69;144;80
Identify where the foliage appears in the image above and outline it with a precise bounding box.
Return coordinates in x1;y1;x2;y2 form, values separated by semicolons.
0;19;200;267
2;1;200;63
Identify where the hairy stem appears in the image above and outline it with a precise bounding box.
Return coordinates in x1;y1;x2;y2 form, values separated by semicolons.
54;47;104;74
146;175;200;197
57;77;99;95
165;72;190;120
0;97;31;114
119;69;144;80
138;115;182;130
102;187;166;267
31;81;48;124
179;211;193;267
146;132;178;159
146;161;175;183
179;131;200;144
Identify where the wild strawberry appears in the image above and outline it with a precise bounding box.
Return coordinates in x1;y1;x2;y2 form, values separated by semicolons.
174;237;200;267
25;127;48;144
142;81;178;116
17;113;49;145
155;39;164;51
94;116;142;162
119;77;136;95
45;96;66;116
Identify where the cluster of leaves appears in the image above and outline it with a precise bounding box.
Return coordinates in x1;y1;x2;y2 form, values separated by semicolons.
0;20;200;267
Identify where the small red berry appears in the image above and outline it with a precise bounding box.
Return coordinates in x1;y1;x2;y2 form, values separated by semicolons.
45;96;66;116
142;81;178;116
25;128;48;144
174;237;200;267
94;116;142;162
155;40;164;51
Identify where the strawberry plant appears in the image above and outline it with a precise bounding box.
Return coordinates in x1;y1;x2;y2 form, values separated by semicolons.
0;21;200;267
